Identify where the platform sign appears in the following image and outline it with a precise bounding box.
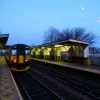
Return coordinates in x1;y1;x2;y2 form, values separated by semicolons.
61;51;70;61
61;51;69;56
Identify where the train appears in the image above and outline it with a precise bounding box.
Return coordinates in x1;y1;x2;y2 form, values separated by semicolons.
5;44;31;71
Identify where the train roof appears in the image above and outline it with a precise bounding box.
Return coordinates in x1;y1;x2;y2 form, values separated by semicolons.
12;44;30;49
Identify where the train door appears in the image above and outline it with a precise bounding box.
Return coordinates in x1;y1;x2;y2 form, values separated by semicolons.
17;48;25;64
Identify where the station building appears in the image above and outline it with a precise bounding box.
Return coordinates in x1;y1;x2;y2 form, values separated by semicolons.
31;39;90;64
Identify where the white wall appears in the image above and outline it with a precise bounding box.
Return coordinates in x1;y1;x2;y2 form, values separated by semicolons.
84;46;89;58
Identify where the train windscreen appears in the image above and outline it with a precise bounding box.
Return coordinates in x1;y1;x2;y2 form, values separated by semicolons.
25;50;30;55
12;50;17;56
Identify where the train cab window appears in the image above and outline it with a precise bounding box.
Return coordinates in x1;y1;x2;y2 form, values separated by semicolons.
12;50;17;56
25;50;30;55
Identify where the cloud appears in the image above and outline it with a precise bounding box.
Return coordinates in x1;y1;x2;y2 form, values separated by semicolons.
97;18;100;23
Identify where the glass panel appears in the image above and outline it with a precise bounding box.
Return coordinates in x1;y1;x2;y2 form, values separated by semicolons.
12;50;17;56
25;50;30;55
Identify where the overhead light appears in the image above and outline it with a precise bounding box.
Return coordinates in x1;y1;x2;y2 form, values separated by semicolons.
54;45;62;47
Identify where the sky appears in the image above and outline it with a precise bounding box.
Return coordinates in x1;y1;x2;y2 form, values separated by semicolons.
0;0;100;47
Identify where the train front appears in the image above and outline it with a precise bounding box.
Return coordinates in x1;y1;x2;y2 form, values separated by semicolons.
11;44;31;71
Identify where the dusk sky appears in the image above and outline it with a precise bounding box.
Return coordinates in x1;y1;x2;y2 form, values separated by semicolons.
0;0;100;47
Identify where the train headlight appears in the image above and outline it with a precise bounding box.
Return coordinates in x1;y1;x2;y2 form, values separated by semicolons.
13;59;17;63
25;59;28;62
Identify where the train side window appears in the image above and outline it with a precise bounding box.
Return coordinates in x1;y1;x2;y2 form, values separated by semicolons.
12;50;17;56
25;50;30;55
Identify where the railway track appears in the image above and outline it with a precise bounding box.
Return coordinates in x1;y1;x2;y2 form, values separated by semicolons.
30;60;100;100
12;72;62;100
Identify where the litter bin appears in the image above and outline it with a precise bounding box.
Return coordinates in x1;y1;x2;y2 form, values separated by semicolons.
84;58;91;65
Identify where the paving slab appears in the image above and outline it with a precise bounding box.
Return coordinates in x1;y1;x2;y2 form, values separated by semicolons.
0;56;23;100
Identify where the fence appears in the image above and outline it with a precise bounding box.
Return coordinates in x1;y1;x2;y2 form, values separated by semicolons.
89;54;100;66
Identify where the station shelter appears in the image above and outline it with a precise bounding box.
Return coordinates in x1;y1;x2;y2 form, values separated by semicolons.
31;39;90;64
0;34;9;55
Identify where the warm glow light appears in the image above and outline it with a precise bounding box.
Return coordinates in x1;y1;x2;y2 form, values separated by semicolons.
13;59;17;63
25;59;28;62
41;47;45;49
54;45;62;47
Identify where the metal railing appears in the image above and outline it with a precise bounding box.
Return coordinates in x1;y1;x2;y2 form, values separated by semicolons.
89;54;100;66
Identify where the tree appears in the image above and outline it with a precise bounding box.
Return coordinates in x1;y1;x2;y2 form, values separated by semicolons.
62;27;95;44
44;27;95;45
43;27;61;43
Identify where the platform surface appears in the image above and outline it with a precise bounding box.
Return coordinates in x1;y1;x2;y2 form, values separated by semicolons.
32;58;100;75
0;56;23;100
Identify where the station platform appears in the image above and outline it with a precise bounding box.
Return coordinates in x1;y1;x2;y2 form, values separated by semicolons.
32;58;100;75
0;56;23;100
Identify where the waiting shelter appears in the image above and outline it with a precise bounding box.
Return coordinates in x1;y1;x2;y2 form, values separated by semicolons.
31;39;90;64
0;34;9;55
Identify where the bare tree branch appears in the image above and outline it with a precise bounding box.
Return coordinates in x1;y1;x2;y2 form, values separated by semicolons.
43;27;95;45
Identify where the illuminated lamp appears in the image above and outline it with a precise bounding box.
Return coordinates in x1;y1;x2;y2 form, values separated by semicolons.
54;45;62;47
25;59;28;62
13;59;17;63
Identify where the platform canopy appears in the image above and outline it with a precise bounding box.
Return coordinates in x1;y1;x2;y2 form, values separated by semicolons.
34;39;89;48
0;34;9;49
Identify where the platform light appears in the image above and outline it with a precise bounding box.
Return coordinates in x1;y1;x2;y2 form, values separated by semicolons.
41;47;45;49
54;45;62;47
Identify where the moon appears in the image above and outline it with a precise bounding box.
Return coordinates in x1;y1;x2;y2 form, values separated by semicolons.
81;7;85;11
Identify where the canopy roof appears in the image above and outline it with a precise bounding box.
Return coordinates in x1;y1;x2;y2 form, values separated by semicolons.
0;34;9;47
12;44;30;49
33;39;89;48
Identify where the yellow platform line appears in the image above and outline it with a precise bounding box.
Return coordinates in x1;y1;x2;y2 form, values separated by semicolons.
11;66;30;71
